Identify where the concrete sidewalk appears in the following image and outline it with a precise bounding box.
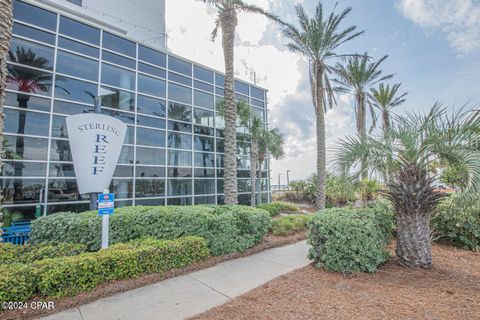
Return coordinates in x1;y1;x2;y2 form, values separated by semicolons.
39;240;310;320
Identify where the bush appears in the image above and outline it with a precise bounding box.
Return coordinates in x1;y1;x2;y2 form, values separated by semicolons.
257;202;299;217
0;237;209;301
1;210;24;227
307;206;393;273
432;196;480;251
271;215;311;236
0;243;86;264
30;205;271;255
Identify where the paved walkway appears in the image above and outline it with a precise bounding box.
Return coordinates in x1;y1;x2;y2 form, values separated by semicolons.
39;240;310;320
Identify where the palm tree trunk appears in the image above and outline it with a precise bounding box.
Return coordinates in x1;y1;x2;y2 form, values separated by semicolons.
0;0;14;206
314;60;326;210
250;138;259;206
357;93;367;180
382;111;392;184
220;10;238;205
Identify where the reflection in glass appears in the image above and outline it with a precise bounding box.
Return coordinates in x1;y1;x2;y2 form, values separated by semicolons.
136;166;165;178
168;82;191;104
137;115;165;129
194;179;215;195
109;179;133;199
194;125;214;136
168;132;191;150
135;179;165;198
1;178;45;204
137;95;166;117
9;37;54;70
215;73;224;87
136;198;164;206
48;179;83;202
3;135;48;160
102;63;135;90
55;77;96;104
169;72;191;86
1;162;46;177
56;50;98;81
4;92;50;112
139;45;166;67
58;36;98;58
53;100;92;115
47;203;89;214
194;152;215;168
195;196;216;205
137;128;165;147
168;167;191;178
101;108;135;124
100;86;135;112
138;74;166;97
167;179;192;196
136;147;165;165
194;136;214;152
167;197;192;205
168;121;191;133
251;87;265;101
194;80;213;93
194;168;215;178
59;16;100;45
49;163;75;177
118;146;134;164
50;139;72;161
4;109;50;136
168;150;191;167
103;32;136;57
168;56;191;76
194;91;214;109
235;80;249;95
138;63;165;78
193;108;214;127
102;51;135;69
113;165;133;177
13;1;57;31
12;22;55;45
168;102;191;122
238;179;252;192
194;65;213;83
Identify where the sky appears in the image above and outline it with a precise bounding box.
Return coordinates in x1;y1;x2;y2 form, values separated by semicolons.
165;0;480;184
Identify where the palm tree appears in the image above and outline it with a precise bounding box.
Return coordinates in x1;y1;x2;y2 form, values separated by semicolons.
334;105;480;268
282;2;363;209
202;0;286;204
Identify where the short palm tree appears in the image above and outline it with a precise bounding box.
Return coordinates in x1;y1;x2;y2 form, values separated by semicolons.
371;83;407;183
335;105;480;268
282;1;363;210
202;0;286;204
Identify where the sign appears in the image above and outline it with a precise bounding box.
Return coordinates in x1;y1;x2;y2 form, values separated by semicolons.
66;114;127;194
98;193;115;215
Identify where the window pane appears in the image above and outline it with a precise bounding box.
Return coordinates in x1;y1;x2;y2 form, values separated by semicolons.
109;179;133;199
139;63;166;78
251;87;264;101
9;37;54;70
194;91;214;109
136;127;165;147
216;154;224;167
194;65;213;83
48;179;84;202
235;80;249;95
46;203;89;214
194;179;215;195
168;132;192;150
59;16;100;45
53;99;92;115
138;74;166;97
215;87;224;96
103;32;136;57
167;197;192;205
194;80;213;93
167;179;192;196
236;93;248;103
101;108;135;124
58;36;99;58
14;1;57;31
4;135;48;160
49;163;75;177
168;72;191;86
168;102;191;122
137;95;166;117
136;147;165;165
194;125;214;136
136;198;164;206
12;22;55;45
56;50;98;81
135;179;165;197
102;63;135;90
7;65;52;96
51;115;68;138
238;179;252;192
251;98;264;108
100;86;135;112
168;121;191;133
168;56;191;76
139;45;166;67
195;195;216;204
194;136;214;152
215;73;224;87
102;51;135;69
5;92;50;112
217;179;224;193
1;161;46;177
167;167;191;178
136;166;165;178
216;139;224;153
124;126;134;144
55;77;96;104
1;178;45;204
168;82;191;104
4;109;49;136
50;139;72;161
137;115;165;129
119;145;134;164
194;168;215;178
194;152;215;168
168;150;191;166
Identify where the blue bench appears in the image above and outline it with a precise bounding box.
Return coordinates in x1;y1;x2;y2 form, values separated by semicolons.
1;221;31;245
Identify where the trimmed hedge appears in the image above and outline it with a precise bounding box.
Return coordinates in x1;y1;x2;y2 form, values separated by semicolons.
308;205;394;273
257;202;300;217
432;196;480;251
271;215;311;236
30;205;271;255
0;237;209;301
0;243;86;264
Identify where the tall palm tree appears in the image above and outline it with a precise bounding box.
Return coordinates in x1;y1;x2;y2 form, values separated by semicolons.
334;105;480;268
371;83;407;184
202;0;286;204
282;2;363;210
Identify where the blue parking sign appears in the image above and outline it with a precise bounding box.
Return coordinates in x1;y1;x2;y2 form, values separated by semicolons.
98;193;115;215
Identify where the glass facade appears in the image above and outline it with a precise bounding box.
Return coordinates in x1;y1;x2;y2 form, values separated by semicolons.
2;0;270;217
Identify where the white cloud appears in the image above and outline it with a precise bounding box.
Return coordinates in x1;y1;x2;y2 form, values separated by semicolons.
397;0;480;53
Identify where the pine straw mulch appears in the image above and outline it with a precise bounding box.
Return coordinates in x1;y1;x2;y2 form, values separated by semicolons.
191;243;480;320
1;233;306;320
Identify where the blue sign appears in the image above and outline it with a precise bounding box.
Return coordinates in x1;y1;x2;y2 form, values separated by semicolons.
98;193;115;215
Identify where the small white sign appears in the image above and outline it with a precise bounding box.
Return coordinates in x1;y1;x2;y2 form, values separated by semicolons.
66;113;127;194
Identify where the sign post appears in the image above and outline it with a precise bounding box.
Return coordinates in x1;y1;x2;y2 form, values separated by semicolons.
98;190;114;249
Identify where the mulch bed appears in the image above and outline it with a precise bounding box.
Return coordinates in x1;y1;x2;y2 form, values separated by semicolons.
1;233;306;320
191;243;480;320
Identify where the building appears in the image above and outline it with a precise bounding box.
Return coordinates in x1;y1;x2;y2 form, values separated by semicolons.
2;0;271;217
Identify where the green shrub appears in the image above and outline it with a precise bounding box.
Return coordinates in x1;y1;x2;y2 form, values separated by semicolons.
257;202;299;217
432;196;480;251
307;207;393;273
0;243;87;264
0;264;35;302
271;215;311;236
1;210;24;228
30;205;270;255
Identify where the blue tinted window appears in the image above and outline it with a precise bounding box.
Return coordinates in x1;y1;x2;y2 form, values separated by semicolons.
58;37;99;58
135;166;165;178
194;178;216;194
136;127;165;147
4;108;50;136
9;37;54;70
7;65;52;96
215;87;224;97
138;74;166;97
168;72;191;86
194;108;214;127
139;63;166;78
251;98;264;108
102;51;135;69
194;91;214;110
139;45;166;67
194;136;214;152
136;147;165;165
103;32;136;57
168;83;191;104
137;95;166;117
168;56;191;76
194;80;214;93
55;77;96;104
100;86;135;112
56;50;98;81
5;92;50;112
167;179;192;196
59;16;100;45
135;179;165;197
215;73;224;87
168;121;191;133
168;102;191;122
13;0;57;31
4;135;48;160
53;100;92;115
168;132;192;150
137;115;165;129
235;80;249;95
251;86;264;101
168;151;192;167
194;153;215;168
12;22;55;45
194;65;213;83
101;63;135;90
